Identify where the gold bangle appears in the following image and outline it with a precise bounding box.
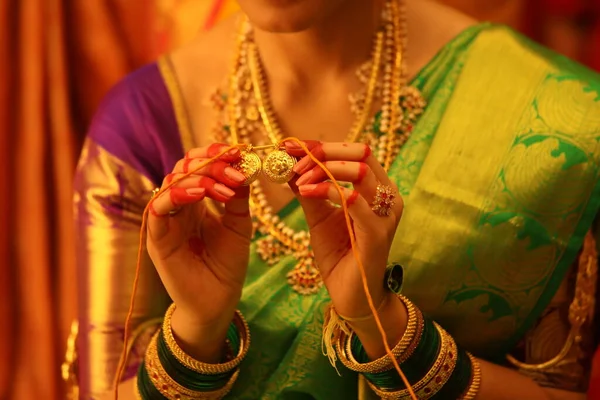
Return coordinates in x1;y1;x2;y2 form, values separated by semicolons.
462;353;482;400
366;323;458;400
145;331;239;399
133;375;143;400
162;303;250;375
335;295;423;374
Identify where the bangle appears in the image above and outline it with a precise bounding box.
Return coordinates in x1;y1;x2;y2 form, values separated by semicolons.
162;303;250;374
333;294;480;399
366;323;457;399
144;331;239;399
335;295;422;374
462;353;482;400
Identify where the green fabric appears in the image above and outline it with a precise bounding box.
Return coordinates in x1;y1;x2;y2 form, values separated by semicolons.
224;23;600;399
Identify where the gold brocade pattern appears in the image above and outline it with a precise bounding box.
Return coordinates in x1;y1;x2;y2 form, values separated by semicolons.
507;231;598;391
73;139;170;397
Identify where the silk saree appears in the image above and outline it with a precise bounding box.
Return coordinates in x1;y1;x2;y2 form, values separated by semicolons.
71;24;600;399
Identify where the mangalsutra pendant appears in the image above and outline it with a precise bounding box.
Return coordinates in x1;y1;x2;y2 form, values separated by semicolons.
233;149;262;185
262;148;297;184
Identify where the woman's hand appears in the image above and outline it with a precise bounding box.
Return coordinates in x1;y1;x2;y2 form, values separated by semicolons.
285;141;404;319
147;143;252;361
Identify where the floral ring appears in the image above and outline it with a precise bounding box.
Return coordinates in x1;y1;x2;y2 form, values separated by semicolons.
371;184;395;217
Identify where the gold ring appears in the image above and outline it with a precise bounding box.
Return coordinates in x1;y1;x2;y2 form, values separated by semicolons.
151;188;182;217
371;184;395;217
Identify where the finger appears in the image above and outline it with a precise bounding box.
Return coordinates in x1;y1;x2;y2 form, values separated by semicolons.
297;182;378;231
156;176;236;213
171;159;246;187
150;187;207;217
295;161;379;202
147;187;207;242
283;139;321;157
291;143;391;186
185;143;241;162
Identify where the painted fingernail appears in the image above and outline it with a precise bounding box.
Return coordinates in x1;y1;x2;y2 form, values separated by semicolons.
284;141;302;149
214;183;235;197
295;171;313;186
298;184;317;195
186;188;205;196
227;148;240;156
293;159;308;174
224;167;246;183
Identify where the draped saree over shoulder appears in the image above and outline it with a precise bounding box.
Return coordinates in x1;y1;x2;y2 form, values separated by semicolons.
74;24;600;399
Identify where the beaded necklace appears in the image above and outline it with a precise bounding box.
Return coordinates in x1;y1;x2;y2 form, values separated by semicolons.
210;0;426;295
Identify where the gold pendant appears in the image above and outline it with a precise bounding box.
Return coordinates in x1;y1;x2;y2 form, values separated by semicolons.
262;149;296;184
232;150;262;186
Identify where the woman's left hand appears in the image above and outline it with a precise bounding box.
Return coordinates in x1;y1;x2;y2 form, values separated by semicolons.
285;140;404;319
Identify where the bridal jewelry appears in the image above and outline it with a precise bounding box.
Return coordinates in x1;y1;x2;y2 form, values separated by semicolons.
210;0;426;295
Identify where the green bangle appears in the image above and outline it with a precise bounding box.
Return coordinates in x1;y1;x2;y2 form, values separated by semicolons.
355;316;440;389
156;320;240;391
431;348;473;399
137;361;168;400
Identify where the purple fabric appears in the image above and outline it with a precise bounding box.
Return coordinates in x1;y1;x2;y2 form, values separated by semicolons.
87;63;184;184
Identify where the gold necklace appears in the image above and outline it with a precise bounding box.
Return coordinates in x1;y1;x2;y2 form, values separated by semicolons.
213;0;426;295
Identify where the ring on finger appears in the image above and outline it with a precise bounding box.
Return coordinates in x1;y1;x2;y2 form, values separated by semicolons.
371;184;395;217
150;187;183;217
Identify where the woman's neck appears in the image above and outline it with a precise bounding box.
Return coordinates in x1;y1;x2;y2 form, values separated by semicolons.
252;0;383;86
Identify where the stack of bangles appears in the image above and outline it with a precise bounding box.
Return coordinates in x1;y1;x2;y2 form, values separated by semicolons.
135;303;250;399
334;294;481;399
136;296;481;399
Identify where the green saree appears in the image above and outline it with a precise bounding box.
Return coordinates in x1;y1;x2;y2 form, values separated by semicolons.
225;23;600;398
73;23;600;399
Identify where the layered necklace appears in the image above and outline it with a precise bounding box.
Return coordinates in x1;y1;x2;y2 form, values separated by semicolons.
210;0;426;295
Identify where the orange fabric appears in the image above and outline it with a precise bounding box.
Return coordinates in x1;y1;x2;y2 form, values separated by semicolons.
0;1;159;399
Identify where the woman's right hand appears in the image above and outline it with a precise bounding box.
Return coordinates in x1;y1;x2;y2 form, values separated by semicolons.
146;143;252;361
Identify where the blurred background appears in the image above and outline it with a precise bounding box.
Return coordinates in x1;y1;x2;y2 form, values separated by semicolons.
0;1;598;399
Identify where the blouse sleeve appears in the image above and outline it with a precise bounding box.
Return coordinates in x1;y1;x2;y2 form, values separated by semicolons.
74;70;176;399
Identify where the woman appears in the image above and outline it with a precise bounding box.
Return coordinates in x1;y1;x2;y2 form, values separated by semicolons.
70;0;600;398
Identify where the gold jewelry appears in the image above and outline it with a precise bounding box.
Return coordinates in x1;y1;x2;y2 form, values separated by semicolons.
366;323;458;399
462;353;482;400
371;184;396;217
151;187;182;216
133;376;143;400
210;0;426;295
145;331;239;399
338;294;390;323
162;303;250;374
333;295;422;373
232;149;262;185
262;147;297;183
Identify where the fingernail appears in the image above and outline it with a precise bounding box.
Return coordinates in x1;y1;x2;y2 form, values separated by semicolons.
285;141;302;149
295;170;313;186
293;159;307;174
187;188;205;196
227;148;240;156
224;167;246;183
214;183;235;197
298;184;317;195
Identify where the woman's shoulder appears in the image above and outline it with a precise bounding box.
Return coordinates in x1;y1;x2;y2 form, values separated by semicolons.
476;24;600;90
86;62;183;181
